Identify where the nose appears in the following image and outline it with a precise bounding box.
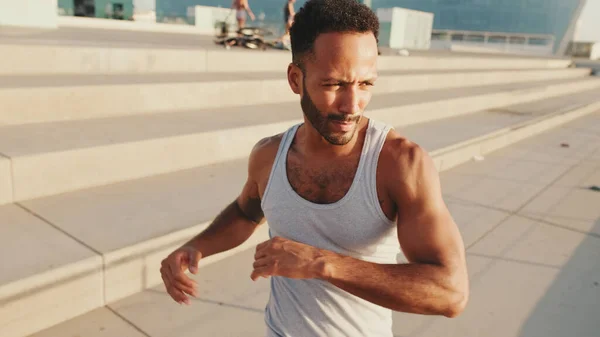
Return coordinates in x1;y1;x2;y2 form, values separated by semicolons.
337;86;362;117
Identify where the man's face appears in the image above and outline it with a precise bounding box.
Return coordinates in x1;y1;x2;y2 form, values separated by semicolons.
297;32;378;146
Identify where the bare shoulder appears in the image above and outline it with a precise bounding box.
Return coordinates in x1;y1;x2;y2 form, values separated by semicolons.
379;129;439;200
380;129;436;178
248;133;284;180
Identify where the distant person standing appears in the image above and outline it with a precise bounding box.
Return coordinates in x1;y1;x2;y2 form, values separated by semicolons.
232;0;256;28
283;0;295;34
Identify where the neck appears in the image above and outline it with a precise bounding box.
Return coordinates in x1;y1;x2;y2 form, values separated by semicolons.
299;118;368;158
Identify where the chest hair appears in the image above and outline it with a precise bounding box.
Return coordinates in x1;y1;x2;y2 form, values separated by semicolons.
286;153;361;204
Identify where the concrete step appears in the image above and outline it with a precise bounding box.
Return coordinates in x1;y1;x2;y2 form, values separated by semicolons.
3;97;599;337
0;42;574;76
1;68;588;89
0;26;218;50
0;204;103;337
1;78;599;203
27;110;600;337
1;68;590;125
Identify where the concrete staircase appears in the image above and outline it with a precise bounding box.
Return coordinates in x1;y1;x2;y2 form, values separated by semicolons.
1;43;600;337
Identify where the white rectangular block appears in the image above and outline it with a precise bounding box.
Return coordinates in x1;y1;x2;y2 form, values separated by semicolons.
591;43;600;60
0;0;57;28
377;7;434;50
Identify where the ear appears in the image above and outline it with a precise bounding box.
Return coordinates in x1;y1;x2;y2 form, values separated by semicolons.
287;63;302;95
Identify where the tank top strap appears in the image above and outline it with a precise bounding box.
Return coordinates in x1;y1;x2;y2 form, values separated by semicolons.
361;119;393;223
261;123;301;209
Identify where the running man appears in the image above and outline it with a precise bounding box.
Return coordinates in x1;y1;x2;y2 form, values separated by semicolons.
161;0;469;335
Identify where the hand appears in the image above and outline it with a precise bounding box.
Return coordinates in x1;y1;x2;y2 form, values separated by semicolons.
251;236;329;281
250;13;256;21
160;245;202;305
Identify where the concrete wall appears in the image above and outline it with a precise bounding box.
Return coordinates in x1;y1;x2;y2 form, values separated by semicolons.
0;0;57;28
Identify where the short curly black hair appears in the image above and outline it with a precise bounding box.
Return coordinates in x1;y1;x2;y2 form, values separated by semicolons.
290;0;379;67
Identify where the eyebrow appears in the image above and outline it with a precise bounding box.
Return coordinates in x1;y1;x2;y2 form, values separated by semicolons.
321;76;378;84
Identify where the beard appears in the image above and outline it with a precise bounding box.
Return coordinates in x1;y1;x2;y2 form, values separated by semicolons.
300;80;361;146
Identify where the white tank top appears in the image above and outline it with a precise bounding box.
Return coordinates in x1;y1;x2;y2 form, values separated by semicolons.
261;118;402;337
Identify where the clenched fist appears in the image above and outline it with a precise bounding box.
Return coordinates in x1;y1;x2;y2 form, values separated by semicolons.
160;245;202;305
251;236;331;281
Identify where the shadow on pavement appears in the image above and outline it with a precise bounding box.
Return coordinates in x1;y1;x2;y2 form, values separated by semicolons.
518;217;600;337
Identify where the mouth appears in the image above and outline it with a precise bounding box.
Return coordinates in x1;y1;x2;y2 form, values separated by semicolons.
329;119;356;132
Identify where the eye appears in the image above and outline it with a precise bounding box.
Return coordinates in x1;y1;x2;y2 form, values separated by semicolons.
360;81;374;87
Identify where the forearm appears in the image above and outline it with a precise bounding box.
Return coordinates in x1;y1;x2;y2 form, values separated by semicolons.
183;200;261;258
319;253;468;317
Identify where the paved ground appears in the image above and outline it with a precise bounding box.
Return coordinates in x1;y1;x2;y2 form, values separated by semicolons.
30;111;600;337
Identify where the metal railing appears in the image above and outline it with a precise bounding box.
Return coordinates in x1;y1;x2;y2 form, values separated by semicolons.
432;29;555;45
431;29;556;55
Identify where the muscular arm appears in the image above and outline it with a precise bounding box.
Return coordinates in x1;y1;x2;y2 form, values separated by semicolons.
182;138;273;259
319;142;469;317
182;192;262;259
162;137;280;305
